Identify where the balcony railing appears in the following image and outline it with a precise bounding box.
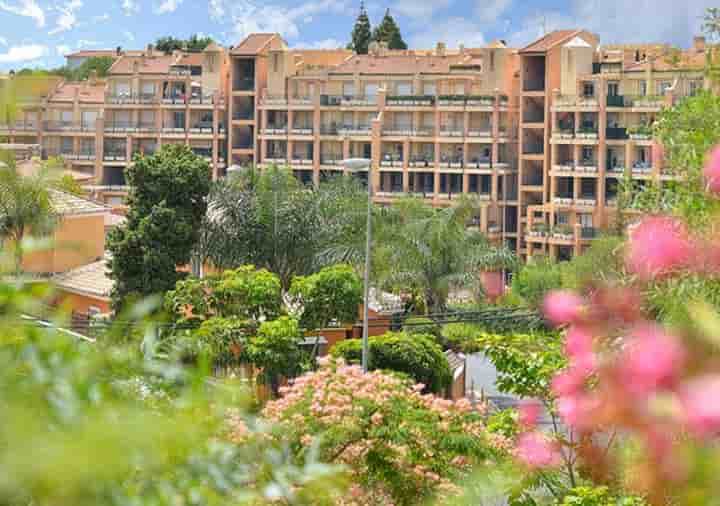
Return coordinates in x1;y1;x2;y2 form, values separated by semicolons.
386;95;435;106
103;151;127;161
290;125;313;135
606;95;628;107
44;121;96;132
320;125;339;135
338;124;372;135
409;157;434;167
341;95;377;106
606;127;628;140
234;77;255;92
105;93;159;104
581;227;597;240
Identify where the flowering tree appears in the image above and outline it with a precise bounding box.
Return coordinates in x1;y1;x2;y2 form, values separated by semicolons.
512;145;720;505
260;358;511;505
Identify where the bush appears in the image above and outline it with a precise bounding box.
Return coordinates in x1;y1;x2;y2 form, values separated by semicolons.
290;264;363;329
511;258;564;309
262;358;510;505
332;331;452;394
559;486;647;506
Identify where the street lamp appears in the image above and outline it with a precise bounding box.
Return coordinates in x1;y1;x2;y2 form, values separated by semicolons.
341;157;372;373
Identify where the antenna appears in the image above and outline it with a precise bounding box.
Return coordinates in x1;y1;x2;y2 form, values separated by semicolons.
542;15;548;36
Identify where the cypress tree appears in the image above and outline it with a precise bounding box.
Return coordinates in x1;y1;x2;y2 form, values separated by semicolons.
348;1;372;55
372;8;407;50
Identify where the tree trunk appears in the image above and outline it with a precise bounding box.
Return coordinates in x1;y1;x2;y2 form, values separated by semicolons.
13;229;23;276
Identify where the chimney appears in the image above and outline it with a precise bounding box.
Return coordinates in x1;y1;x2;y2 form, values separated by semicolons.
378;41;388;57
146;43;154;56
458;44;465;55
436;42;446;57
132;60;140;74
116;46;122;56
694;36;706;52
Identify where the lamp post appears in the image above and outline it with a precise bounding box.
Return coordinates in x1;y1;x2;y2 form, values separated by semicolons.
341;157;372;373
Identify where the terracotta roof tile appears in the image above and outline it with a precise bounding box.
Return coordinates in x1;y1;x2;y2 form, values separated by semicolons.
53;258;113;299
109;55;175;75
177;53;204;66
330;54;471;75
48;81;105;103
520;30;581;53
231;33;285;55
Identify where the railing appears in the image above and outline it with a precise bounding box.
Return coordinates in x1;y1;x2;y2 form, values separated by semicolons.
438;95;495;106
289;96;313;105
320;157;342;165
320;125;339;135
290;125;313;135
629;96;664;109
386;95;435;106
408;157;434;167
233;77;255;92
12;122;37;131
320;95;344;106
581;227;597;240
262;125;288;134
161;96;187;105
188;123;215;134
439;126;464;137
606;127;628;140
338;124;372;135
103;151;127;161
263;95;288;106
340;95;377;106
105;93;159;104
44;121;96;132
606;95;628;107
576;128;598;139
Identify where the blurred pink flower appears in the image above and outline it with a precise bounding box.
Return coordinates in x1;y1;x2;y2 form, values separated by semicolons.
543;290;584;326
515;432;561;469
680;375;720;438
620;324;686;396
552;367;587;397
626;216;692;280
557;394;598;430
564;326;596;373
519;400;542;428
703;144;720;194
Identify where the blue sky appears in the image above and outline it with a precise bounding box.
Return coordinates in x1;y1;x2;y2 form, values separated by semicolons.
0;0;713;71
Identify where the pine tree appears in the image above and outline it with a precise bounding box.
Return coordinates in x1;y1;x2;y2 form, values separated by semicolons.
372;8;407;50
348;1;372;54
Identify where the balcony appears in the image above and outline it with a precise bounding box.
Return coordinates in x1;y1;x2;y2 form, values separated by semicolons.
409;156;434;168
437;95;495;107
467;155;492;168
262;125;288;135
551;226;574;242
630;96;664;109
606;127;628;140
290;125;313;135
575;127;598;140
631;161;653;174
13;122;37;131
320;95;343;106
289;96;313;106
386;95;435;107
628;125;652;141
103;150;127;162
104;122;135;133
188;122;215;134
380;155;403;168
552;163;575;173
438;126;464;138
438;156;464;169
263;95;288;106
553;197;574;206
341;96;377;107
162;95;187;105
606;95;628;107
576;197;598;207
320;124;339;135
338;124;372;135
43;121;96;132
234;77;255;92
467;128;492;138
575;162;598;173
552;129;574;141
320;156;342;166
383;125;415;136
581;227;597;240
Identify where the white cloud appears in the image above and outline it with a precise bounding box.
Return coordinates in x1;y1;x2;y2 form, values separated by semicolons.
56;44;71;55
76;39;97;48
92;12;110;22
121;0;139;15
208;0;224;20
0;44;47;63
476;0;511;23
154;0;182;14
0;0;45;27
123;30;135;41
393;0;450;19
49;0;83;35
214;0;348;41
409;17;486;49
0;37;7;46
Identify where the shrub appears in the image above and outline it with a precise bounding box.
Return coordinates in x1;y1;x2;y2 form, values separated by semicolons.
261;358;510;505
332;331;452;394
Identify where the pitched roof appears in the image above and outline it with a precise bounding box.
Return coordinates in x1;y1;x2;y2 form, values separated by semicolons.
520;30;581;53
65;49;118;58
48;81;105;103
330;53;472;75
231;33;286;55
53;258;113;299
49;189;108;216
176;52;205;66
108;54;175;75
623;50;707;72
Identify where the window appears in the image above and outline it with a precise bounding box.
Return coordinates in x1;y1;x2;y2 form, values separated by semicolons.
273;53;279;72
141;82;155;95
364;83;379;97
556;213;570;225
81;111;97;129
422;82;436;96
639;80;647;96
190;66;202;76
87;306;102;317
607;82;619;97
579;214;593;227
141;110;155;125
115;82;130;96
60;137;73;154
582;146;594;162
657;81;672;95
396;82;412;95
342;82;355;96
582;82;594;97
60;110;72;123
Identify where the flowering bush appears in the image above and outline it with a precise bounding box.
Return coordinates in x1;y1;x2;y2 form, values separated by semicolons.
513;144;720;505
259;358;510;505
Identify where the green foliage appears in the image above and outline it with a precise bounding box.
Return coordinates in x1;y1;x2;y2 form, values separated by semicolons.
560;235;626;291
71;56;114;80
198;167;369;288
0;156;57;273
441;323;485;353
191;316;250;366
348;1;372;54
246;316;306;391
372;8;407;50
486;409;521;440
108;145;211;308
511;257;564;309
54;173;84;196
155;34;214;53
0;279;345;506
332;331;452;394
403;316;442;339
558;486;647;506
164;265;283;325
290;264;363;330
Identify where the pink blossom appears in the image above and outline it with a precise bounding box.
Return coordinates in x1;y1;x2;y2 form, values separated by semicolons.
704;145;720;194
564;326;596;373
515;432;561;469
480;271;505;301
557;394;598;430
620;324;686;396
626;216;692;280
518;400;542;428
543;290;584;326
680;375;720;438
552;367;587;398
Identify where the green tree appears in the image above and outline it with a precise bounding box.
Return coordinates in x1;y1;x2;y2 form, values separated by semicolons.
332;331;452;394
511;257;564;309
108;145;211;309
290;264;363;330
0;156;57;273
71;56;114;80
186;34;214;51
155;34;214;54
54;173;84;196
348;1;372;54
246;316;306;394
372;8;407;50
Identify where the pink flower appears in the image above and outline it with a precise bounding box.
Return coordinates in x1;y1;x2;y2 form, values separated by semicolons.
564;326;596;373
680;375;720;438
518;400;542;428
557;394;598;430
480;271;505;301
704;145;720;194
620;324;686;396
543;290;584;326
552;367;587;398
515;432;561;469
626;216;692;280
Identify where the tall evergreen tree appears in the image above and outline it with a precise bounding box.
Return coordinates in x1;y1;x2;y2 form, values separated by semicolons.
372;8;407;50
348;1;372;54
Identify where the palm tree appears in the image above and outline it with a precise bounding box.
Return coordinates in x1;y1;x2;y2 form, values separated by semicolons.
0;154;57;274
373;196;513;313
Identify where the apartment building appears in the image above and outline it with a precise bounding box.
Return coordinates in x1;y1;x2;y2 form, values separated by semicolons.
0;30;710;260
